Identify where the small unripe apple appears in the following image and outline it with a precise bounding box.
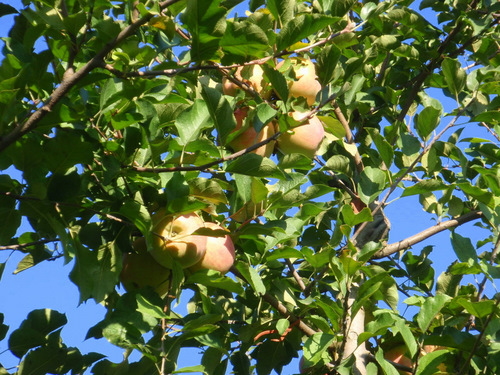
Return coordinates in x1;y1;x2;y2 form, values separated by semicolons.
277;111;325;158
277;58;321;106
189;222;235;274
227;107;276;158
120;239;172;297
222;65;266;96
150;211;207;269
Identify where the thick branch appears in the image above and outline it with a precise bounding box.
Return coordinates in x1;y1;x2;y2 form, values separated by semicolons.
373;211;482;259
0;0;182;153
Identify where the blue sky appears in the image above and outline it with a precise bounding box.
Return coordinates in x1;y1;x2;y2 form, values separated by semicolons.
0;1;497;374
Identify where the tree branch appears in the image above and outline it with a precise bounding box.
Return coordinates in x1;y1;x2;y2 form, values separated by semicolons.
0;238;60;251
373;211;483;259
0;0;182;153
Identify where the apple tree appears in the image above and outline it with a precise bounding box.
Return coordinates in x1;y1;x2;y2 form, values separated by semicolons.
0;0;499;374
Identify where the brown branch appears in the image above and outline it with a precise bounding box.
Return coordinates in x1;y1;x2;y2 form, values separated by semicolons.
285;259;307;292
0;0;183;153
127;130;282;173
373;211;483;259
0;238;60;251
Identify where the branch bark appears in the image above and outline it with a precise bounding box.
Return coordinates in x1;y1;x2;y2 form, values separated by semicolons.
373;211;483;259
0;0;182;153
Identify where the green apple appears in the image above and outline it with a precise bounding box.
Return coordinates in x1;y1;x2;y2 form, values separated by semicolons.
120;238;172;297
227;107;276;157
277;111;325;158
150;210;207;269
277;57;321;106
189;222;235;274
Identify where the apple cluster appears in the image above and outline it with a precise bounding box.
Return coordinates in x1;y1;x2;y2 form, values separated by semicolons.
222;57;325;159
120;211;235;297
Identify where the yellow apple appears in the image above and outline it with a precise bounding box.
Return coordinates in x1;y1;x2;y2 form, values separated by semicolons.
222;65;266;96
189;222;235;274
277;111;325;158
227;107;276;157
120;238;172;297
277;58;321;106
150;211;207;268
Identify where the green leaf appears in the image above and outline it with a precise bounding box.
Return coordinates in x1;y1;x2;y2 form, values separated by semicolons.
316;44;341;86
201;85;236;144
450;232;477;263
456;299;496;319
358;167;386;204
302;332;335;368
69;240;121;304
276;14;339;51
416;294;451;332
436;271;462;297
225;153;285;179
184;0;227;61
17;345;66;375
220;20;269;59
0;195;21;244
375;348;401;375
262;64;289;104
344;74;365;105
441;58;466;101
415;106;441;141
401;179;449;197
235;262;266;295
186;271;244;294
175;99;213;145
321;0;357;17
267;0;295;27
8;309;67;358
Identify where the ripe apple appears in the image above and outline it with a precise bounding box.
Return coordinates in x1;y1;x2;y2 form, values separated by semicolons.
189;222;235;274
277;111;325;158
384;345;413;375
277;58;321;106
120;238;172;297
150;211;207;269
227;107;276;157
222;65;266;96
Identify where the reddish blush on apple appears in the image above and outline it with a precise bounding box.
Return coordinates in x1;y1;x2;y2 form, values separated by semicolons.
190;222;235;274
150;210;207;269
277;57;321;106
227;107;276;157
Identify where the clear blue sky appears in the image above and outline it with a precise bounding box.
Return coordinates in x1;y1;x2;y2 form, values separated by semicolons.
0;1;496;374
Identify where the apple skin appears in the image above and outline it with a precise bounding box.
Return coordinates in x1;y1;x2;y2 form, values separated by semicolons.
150;211;207;269
189;222;235;274
222;65;266;96
120;239;172;297
277;58;321;106
277;111;325;158
227;107;276;157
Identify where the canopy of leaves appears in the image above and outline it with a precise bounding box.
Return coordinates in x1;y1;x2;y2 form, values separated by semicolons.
0;0;499;374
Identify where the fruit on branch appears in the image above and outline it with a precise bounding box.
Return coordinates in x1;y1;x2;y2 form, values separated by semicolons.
150;210;207;268
277;111;325;158
383;346;413;375
120;238;171;297
222;65;267;96
189;222;235;274
227;107;276;157
277;57;321;106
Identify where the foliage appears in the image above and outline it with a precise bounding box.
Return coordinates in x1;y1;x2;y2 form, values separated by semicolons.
0;0;499;374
